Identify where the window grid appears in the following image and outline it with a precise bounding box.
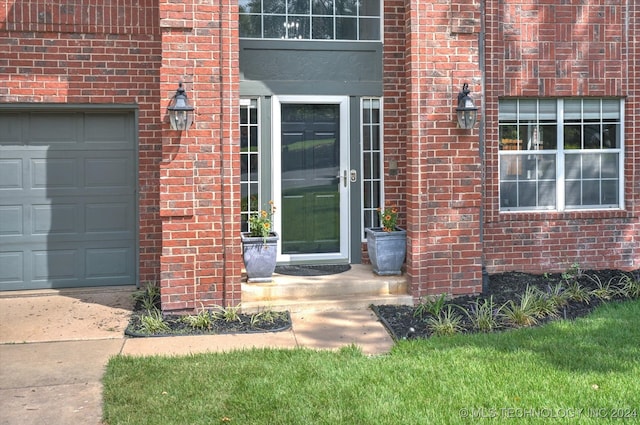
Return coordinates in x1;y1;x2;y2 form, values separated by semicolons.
239;0;380;40
498;98;623;212
362;97;382;238
240;98;260;232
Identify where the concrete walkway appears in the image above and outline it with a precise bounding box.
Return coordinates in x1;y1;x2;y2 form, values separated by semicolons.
0;287;394;425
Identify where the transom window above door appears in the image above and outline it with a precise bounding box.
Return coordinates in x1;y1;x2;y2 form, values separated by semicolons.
239;0;381;40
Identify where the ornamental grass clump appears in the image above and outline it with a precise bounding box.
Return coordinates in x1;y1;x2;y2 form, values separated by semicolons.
377;206;398;232
248;201;276;241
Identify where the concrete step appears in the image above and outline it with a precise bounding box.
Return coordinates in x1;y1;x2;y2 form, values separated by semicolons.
242;293;414;313
241;264;414;313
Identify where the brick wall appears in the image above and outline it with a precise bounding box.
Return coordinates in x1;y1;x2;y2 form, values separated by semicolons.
158;0;241;311
387;0;484;300
0;0;163;286
483;0;639;273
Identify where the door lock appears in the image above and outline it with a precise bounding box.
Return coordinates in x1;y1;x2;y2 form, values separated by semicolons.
350;169;357;183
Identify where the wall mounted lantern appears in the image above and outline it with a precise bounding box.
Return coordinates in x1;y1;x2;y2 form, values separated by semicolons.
456;83;478;129
167;82;194;131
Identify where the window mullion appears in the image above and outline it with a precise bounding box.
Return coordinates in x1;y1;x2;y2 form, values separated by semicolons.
557;98;565;211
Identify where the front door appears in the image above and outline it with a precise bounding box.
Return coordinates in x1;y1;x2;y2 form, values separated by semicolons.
273;96;350;263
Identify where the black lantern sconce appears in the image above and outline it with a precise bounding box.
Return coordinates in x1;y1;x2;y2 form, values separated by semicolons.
167;82;194;131
456;83;478;130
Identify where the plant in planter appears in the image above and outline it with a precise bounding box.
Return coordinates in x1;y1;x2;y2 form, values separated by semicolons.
365;206;407;275
241;201;279;282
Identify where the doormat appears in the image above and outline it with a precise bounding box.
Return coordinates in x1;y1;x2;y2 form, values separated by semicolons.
274;264;351;276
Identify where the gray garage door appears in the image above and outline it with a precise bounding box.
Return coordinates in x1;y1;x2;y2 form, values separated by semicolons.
0;109;137;290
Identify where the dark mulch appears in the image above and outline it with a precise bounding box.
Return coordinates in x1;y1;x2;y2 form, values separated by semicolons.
125;309;292;338
372;269;639;341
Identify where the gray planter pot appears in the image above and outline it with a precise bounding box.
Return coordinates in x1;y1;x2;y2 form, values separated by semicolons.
241;232;279;283
365;227;406;276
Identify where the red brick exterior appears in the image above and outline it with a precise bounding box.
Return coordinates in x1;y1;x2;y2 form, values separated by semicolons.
382;0;484;298
483;0;640;274
2;0;637;311
157;0;241;311
0;0;163;288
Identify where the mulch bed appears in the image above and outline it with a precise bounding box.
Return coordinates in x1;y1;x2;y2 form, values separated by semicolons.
125;310;292;338
372;269;638;341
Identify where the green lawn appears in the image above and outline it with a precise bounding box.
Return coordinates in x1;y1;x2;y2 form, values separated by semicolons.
103;300;639;424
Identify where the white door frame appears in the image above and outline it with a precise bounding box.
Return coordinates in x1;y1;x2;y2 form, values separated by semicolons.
272;95;351;263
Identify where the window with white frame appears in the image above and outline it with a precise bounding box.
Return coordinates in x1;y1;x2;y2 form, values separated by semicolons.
239;0;381;40
362;97;382;236
499;98;623;211
240;98;260;232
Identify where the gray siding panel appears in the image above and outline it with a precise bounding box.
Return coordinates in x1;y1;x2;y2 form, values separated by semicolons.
240;40;383;96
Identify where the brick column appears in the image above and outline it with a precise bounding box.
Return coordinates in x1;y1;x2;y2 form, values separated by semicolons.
403;0;483;298
158;0;241;312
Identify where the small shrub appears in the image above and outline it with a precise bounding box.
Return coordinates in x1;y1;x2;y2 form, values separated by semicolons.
213;304;242;323
530;287;560;319
545;283;570;310
139;308;170;334
181;307;214;330
502;286;539;327
561;262;583;283
588;275;617;301
426;306;464;336
132;282;161;312
616;274;640;299
250;308;287;326
462;296;503;333
414;293;448;318
564;281;592;304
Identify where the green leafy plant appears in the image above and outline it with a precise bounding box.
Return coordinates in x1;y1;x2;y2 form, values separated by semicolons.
250;308;287;326
530;287;560;319
461;296;503;333
414;293;448;318
377;206;399;232
588;274;617;301
617;274;640;299
564;280;592;304
139;308;170;334
426;306;464;336
181;306;214;330
213;304;242;323
248;201;276;241
502;286;539;327
561;262;583;283
132;282;161;312
545;283;570;310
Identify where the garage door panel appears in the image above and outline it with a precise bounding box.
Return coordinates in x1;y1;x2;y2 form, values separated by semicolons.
33;249;79;280
85;113;131;145
0;110;137;290
32;204;79;235
31;158;78;189
0;205;23;236
27;113;81;146
0;113;23;143
85;157;134;188
0;158;23;188
86;202;133;233
86;247;133;278
0;252;23;284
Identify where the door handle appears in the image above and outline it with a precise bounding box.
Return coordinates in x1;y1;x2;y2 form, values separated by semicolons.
336;170;357;187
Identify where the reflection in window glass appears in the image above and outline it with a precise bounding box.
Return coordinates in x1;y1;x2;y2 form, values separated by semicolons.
362;98;383;237
499;98;623;211
240;99;260;232
239;0;380;40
